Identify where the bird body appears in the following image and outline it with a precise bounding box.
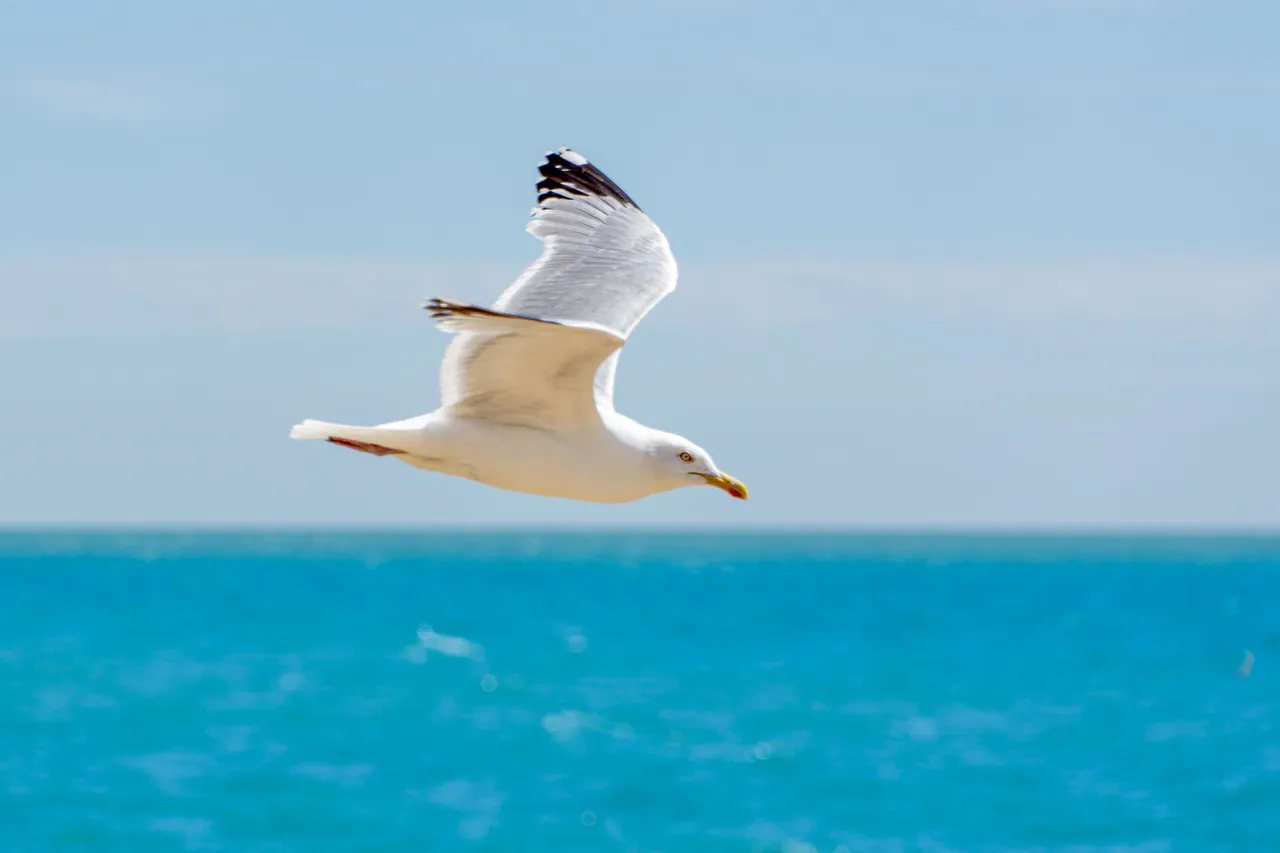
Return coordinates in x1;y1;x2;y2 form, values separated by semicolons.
292;410;695;504
290;148;746;504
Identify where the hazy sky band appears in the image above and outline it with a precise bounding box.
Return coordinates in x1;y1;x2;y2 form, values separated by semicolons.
1;1;1276;526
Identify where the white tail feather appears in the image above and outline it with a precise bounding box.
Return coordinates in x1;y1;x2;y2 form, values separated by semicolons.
289;419;407;445
290;415;435;454
289;418;345;440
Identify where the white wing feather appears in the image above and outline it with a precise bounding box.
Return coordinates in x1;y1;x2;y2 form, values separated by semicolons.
430;299;623;431
435;148;679;426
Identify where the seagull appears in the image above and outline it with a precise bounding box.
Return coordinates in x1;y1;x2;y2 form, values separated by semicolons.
289;148;747;504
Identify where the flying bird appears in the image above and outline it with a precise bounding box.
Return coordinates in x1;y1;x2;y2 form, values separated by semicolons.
290;148;747;504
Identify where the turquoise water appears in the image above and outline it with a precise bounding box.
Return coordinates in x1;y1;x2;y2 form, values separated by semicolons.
2;532;1277;852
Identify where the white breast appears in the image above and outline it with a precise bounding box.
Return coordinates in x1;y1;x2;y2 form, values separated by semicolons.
409;414;660;504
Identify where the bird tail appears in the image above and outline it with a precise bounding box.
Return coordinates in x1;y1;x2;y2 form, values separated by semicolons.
289;418;424;457
289;418;351;440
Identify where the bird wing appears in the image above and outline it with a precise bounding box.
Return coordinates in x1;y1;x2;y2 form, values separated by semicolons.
446;148;679;417
430;298;625;431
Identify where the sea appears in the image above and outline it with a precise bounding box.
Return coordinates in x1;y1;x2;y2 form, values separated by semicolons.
1;531;1277;852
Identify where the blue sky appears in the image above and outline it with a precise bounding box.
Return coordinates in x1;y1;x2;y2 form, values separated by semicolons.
2;1;1278;527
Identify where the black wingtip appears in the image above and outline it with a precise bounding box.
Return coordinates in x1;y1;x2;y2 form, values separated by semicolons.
534;147;641;211
423;297;460;319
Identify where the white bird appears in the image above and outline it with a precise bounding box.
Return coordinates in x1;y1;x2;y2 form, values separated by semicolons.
289;148;747;504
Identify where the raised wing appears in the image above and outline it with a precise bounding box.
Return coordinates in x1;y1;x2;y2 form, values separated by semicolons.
492;148;679;409
429;299;624;431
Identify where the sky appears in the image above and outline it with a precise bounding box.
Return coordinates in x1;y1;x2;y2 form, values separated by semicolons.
1;0;1278;528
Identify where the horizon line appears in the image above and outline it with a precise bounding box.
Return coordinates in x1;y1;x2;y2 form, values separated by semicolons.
3;524;1280;538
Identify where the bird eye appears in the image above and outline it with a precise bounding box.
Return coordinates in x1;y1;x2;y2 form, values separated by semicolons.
679;451;694;463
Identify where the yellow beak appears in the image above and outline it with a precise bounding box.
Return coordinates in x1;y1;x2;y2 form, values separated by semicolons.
696;471;749;500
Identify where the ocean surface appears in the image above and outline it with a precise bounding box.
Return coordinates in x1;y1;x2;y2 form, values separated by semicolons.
1;531;1277;852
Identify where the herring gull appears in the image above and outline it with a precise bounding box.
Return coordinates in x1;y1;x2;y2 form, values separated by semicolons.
289;148;747;504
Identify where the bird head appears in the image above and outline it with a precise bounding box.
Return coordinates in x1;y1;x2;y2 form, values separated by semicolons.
647;432;748;500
